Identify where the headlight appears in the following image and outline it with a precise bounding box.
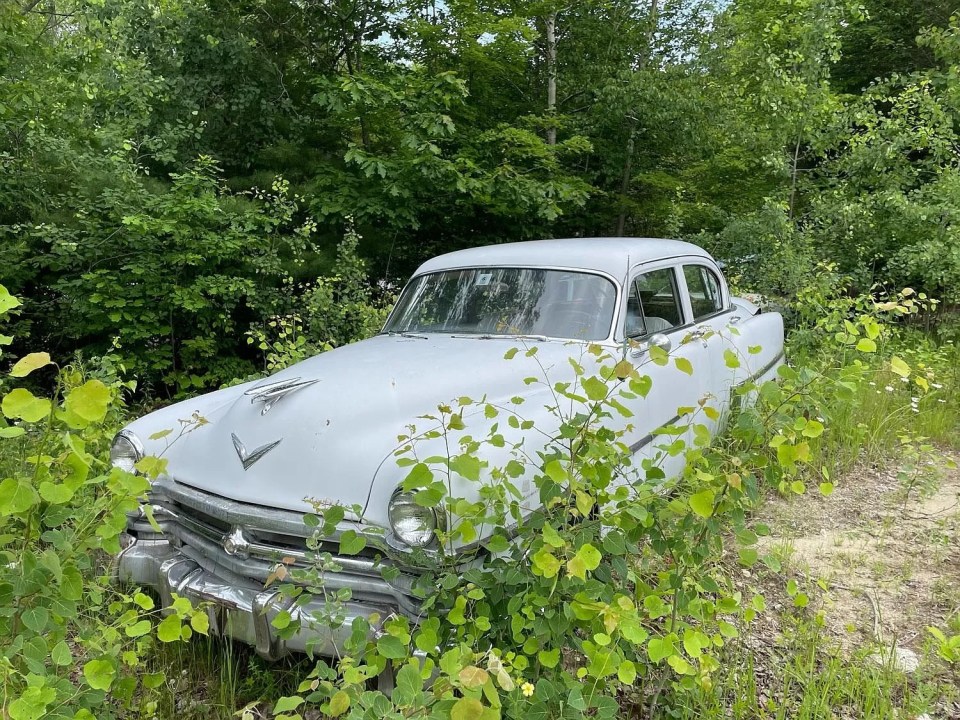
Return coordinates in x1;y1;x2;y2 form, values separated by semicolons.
388;490;441;548
110;430;144;474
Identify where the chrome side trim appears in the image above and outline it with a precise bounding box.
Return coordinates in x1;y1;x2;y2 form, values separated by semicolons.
628;413;683;454
738;350;786;387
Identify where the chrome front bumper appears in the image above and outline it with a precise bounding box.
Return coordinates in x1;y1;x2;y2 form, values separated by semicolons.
117;535;403;659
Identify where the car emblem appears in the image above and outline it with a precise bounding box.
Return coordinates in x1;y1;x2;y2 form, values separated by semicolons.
222;527;250;558
244;376;319;415
231;432;281;470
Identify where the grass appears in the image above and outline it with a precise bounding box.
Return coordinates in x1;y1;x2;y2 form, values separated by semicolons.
675;619;955;719
145;637;310;720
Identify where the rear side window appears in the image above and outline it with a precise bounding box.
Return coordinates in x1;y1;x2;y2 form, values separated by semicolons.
683;265;724;320
624;268;683;338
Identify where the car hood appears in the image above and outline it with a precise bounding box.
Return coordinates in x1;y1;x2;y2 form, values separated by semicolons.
128;334;588;526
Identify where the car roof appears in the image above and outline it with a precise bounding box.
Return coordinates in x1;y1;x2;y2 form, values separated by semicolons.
414;237;712;280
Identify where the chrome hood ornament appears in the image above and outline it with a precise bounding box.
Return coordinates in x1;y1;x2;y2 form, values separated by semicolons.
231;432;281;471
244;376;319;415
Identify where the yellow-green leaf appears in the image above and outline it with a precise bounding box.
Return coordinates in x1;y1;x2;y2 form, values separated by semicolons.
83;657;117;691
890;356;910;377
459;666;490;689
2;388;51;423
64;379;111;423
689;489;715;518
10;352;52;378
328;691;350;717
855;338;877;353
451;697;484;720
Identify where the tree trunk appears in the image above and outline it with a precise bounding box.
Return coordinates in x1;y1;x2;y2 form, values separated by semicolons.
614;0;659;235
545;11;557;146
615;137;634;236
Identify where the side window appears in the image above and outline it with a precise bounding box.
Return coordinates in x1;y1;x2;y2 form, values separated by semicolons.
683;265;724;320
625;268;683;338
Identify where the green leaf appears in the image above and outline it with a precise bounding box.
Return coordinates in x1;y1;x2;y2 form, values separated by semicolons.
64;380;111;423
125;620;152;637
581;376;608;401
649;345;669;366
273;696;304;715
451;697;484;720
339;529;367;555
2;388;51;423
819;482;835;496
689;489;715;518
538;648;560;668
532;549;561;578
10;352;52;377
83;657;117;691
449;454;481;481
541;523;564;548
377;634;407;659
617;660;636;684
328;690;350;717
674;357;693;375
855;338;877;353
567;543;601;580
156;614;182;642
38;482;74;504
402;462;432;490
724;349;740;368
0;477;39;514
191;611;210;635
0;286;21;314
51;641;73;666
717;621;738;638
544;459;567;483
9;687;55;720
21;607;49;633
647;636;674;662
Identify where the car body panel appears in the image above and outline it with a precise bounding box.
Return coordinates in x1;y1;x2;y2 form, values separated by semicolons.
115;237;785;658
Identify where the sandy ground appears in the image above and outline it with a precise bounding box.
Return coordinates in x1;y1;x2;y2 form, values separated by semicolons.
733;448;960;716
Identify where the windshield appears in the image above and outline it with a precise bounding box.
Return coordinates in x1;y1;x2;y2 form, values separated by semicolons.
384;268;617;340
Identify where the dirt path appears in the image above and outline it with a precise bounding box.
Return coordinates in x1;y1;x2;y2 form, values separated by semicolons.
751;450;960;655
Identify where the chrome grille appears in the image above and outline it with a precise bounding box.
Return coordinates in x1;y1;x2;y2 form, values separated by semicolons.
128;476;422;615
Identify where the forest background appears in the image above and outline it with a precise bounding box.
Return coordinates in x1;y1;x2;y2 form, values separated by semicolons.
2;0;959;392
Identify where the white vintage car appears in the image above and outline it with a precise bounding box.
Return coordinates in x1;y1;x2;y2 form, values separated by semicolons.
113;237;784;658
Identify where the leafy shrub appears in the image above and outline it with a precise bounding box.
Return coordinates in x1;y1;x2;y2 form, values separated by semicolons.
0;284;205;719
245;225;393;374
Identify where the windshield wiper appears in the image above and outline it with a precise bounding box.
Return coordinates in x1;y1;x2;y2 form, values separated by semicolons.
451;333;551;342
381;331;428;340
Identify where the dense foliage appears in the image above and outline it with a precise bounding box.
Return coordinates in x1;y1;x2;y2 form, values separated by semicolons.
1;0;958;391
1;0;959;717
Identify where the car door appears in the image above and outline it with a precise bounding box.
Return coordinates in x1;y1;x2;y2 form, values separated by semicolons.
619;262;714;486
677;262;733;428
678;261;784;421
